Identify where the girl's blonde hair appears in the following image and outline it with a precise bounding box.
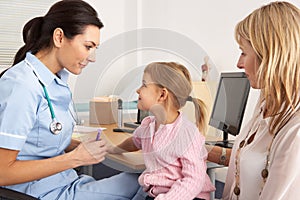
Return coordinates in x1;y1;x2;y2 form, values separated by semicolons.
235;1;300;134
144;62;208;134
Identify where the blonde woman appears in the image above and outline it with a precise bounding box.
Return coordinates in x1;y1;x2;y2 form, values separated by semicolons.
108;62;215;200
207;1;300;199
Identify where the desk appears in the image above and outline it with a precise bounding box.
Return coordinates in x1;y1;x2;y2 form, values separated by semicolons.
101;124;145;172
74;123;144;174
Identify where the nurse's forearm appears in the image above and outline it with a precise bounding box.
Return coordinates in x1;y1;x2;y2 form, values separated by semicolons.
0;140;106;186
0;148;77;186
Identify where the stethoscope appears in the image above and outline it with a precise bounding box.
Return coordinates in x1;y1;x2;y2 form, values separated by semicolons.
39;81;82;135
25;49;95;134
25;58;83;135
25;59;63;135
36;73;83;135
39;81;63;135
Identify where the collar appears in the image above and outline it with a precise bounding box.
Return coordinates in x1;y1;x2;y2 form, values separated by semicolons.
25;52;69;87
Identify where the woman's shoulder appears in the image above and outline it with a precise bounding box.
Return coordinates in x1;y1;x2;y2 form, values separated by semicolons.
273;110;300;148
278;110;300;134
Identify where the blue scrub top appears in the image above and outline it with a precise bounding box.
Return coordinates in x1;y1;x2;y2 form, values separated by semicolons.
0;52;78;196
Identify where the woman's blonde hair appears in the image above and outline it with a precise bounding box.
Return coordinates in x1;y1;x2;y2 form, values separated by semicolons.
235;1;300;134
144;62;208;134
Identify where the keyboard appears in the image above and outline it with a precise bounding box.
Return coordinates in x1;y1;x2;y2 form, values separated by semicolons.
123;122;140;129
205;140;234;148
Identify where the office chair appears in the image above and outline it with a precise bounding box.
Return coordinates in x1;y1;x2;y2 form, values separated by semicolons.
0;187;38;200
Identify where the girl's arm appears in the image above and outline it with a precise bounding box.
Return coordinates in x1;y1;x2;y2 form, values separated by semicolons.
206;145;231;166
0;139;107;186
107;137;139;154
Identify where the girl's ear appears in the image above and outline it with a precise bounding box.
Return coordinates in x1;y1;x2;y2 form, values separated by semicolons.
53;28;64;48
159;88;168;102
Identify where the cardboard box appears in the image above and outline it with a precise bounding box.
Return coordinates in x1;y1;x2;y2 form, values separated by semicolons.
89;97;118;124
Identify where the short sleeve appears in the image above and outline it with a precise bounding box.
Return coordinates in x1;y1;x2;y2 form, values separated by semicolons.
0;78;39;150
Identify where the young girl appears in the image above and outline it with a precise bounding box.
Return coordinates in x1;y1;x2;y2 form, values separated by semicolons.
108;62;215;200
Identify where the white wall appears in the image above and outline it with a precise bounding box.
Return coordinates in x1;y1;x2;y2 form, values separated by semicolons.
77;0;300;130
4;1;297;130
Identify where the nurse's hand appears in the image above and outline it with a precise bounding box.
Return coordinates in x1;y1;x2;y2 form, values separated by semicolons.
70;139;108;166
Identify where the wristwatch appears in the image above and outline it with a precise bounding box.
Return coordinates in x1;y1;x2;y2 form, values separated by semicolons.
219;147;226;165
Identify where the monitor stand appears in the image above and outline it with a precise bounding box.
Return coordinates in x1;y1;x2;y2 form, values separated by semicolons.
213;131;234;148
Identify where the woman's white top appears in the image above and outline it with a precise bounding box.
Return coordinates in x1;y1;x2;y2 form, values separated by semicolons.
223;101;300;200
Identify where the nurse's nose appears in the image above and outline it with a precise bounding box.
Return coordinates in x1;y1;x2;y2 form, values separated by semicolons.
88;48;96;62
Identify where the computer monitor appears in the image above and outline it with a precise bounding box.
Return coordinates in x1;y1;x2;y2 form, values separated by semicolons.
209;72;250;148
124;109;150;129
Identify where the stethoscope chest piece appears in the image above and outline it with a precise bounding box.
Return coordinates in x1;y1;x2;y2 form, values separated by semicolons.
50;120;62;135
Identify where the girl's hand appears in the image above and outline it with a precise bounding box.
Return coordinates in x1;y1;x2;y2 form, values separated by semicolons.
107;144;124;154
106;144;116;154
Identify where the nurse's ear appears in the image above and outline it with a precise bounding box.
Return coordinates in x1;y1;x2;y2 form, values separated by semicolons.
53;28;64;48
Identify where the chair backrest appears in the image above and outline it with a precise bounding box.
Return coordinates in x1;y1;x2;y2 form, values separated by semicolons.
0;187;38;200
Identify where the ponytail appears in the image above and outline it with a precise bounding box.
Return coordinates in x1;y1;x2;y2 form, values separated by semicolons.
189;97;208;135
13;17;44;65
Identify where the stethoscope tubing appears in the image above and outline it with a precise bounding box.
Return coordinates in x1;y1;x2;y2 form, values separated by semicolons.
40;80;56;120
25;58;62;135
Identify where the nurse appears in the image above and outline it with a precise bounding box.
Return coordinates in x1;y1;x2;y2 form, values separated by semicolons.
0;0;144;199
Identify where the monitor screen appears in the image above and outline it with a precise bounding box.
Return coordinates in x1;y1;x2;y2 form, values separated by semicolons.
123;108;150;129
209;72;250;137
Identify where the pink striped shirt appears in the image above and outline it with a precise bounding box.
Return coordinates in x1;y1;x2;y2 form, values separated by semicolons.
132;112;215;200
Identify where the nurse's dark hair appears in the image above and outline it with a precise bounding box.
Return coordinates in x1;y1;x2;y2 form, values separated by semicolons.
13;0;104;65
